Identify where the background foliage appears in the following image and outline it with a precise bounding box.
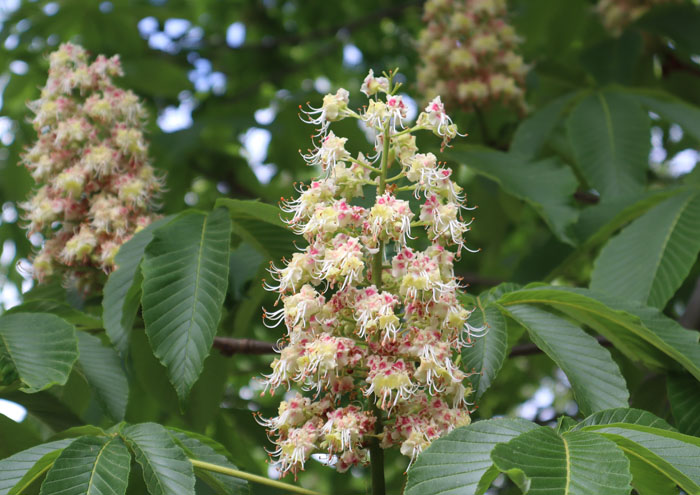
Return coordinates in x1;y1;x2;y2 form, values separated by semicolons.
1;0;700;494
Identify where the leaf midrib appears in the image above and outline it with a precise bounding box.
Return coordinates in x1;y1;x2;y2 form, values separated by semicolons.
130;442;166;495
562;435;571;494
85;439;110;495
182;215;210;380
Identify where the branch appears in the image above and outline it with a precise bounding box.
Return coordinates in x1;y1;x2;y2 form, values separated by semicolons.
212;335;613;358
213;337;276;356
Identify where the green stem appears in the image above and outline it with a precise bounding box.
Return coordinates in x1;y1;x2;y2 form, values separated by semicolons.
393;124;424;138
367;121;391;495
369;401;386;495
189;459;321;495
385;170;406;183
349;156;382;174
395;184;416;192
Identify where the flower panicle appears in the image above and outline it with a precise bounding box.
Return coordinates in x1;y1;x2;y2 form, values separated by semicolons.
258;69;484;476
19;43;163;290
416;0;530;115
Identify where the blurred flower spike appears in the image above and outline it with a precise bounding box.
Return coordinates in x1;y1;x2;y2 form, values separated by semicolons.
258;68;485;477
417;0;529;114
20;43;163;290
596;0;682;36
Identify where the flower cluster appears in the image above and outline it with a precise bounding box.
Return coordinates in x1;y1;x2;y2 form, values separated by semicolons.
416;0;529;114
596;0;681;35
20;43;162;289
258;69;483;477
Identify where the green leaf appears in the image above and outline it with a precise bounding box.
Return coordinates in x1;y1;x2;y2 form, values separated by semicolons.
577;415;680;493
556;416;578;434
103;216;174;357
580;31;643;85
0;313;78;392
491;427;632;495
579;423;700;493
574;407;675;431
121;423;195;495
572;189;680;246
449;147;579;244
567;91;650;198
550;190;681;281
40;436;131;495
591;189;700;309
511;91;581;158
215;198;298;261
404;418;538;495
667;374;700;436
141;209;232;401
0;439;73;495
627;454;680;495
50;426;108;440
498;286;700;380
502;304;629;416
5;300;102;329
167;429;248;495
76;333;129;421
461;300;507;398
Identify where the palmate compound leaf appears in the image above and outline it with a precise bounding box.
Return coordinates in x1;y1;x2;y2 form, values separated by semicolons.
501;304;629;416
141;208;232;402
0;439;73;495
404;418;538;495
102;216;174;357
166;428;248;495
461;299;507;398
591;189;700;309
40;436;131;495
490;427;633;495
0;313;78;392
121;423;196;495
498;286;700;380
